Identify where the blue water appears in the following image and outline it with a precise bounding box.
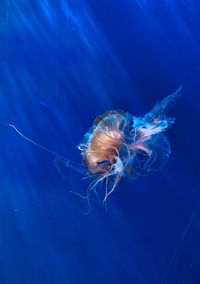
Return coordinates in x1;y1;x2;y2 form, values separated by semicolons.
0;1;200;283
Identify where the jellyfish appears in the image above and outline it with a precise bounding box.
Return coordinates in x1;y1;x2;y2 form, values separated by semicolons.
9;87;181;206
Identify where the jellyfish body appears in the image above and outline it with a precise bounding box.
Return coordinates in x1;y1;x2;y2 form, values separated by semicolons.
77;87;181;202
9;87;181;205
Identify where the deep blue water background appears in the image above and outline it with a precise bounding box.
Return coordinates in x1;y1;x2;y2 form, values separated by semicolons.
0;1;200;283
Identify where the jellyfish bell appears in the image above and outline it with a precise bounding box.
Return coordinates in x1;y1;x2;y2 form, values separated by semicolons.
9;87;181;207
79;111;128;173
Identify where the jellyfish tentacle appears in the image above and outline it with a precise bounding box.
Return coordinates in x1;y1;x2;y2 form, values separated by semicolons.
9;124;87;175
69;190;92;215
103;174;121;206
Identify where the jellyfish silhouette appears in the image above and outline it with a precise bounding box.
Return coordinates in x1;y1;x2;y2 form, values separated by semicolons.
9;87;181;206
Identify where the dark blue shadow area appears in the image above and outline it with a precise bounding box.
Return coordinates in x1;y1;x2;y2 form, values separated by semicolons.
0;0;200;283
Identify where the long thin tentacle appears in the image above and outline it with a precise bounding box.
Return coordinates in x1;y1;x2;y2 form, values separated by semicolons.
9;124;87;175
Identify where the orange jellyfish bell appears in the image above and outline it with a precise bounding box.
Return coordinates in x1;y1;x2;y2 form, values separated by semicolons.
79;110;129;174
